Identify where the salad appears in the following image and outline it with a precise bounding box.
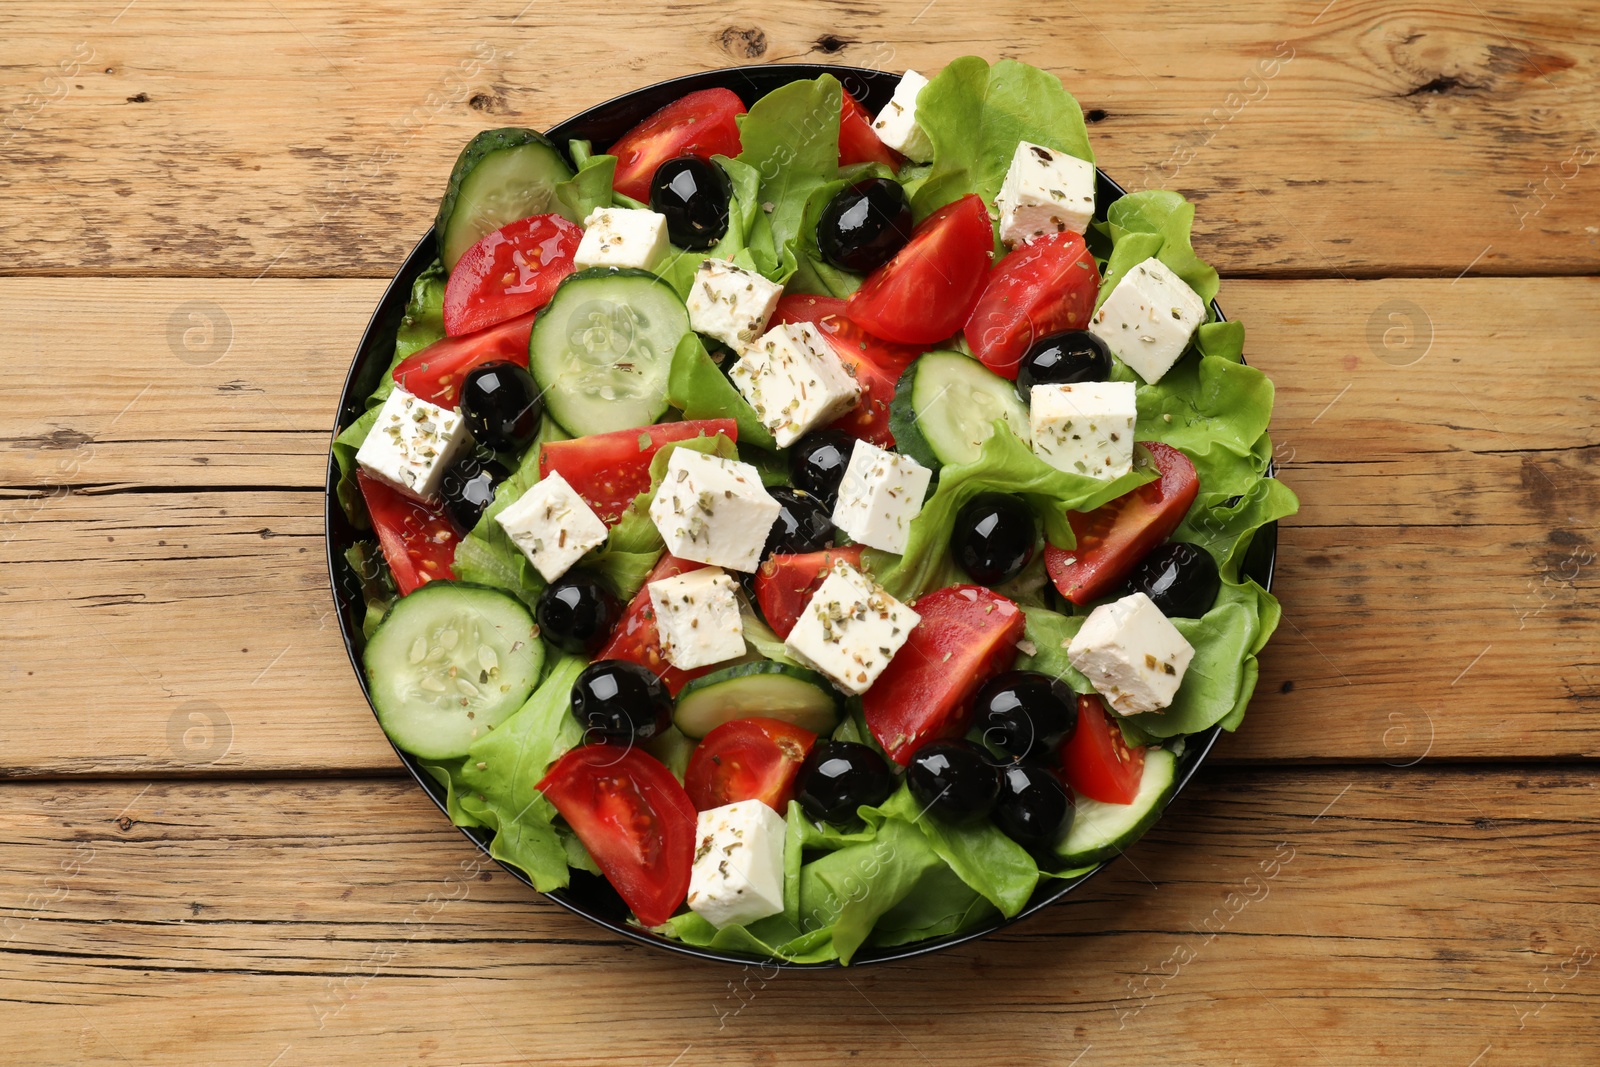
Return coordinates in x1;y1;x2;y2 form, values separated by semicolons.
331;57;1298;965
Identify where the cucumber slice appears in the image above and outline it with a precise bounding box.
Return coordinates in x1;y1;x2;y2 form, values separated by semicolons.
1054;747;1177;867
363;582;544;760
436;128;576;270
673;661;844;739
889;350;1032;470
529;268;688;435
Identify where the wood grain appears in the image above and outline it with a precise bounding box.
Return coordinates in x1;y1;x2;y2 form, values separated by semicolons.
1;1;1598;278
0;770;1594;1065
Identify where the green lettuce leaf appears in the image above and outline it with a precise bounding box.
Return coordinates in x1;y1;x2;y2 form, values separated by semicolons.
1102;190;1219;304
418;756;485;829
654;156;786;296
877;786;1037;917
666;332;777;450
735;75;843;276
555;147;618;221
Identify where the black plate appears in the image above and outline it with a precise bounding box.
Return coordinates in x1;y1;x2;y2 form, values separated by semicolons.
325;63;1277;968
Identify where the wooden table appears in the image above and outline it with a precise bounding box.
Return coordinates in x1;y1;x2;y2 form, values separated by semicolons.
4;3;1597;1063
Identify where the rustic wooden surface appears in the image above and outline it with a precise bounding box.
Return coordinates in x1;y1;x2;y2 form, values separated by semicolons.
2;1;1597;1064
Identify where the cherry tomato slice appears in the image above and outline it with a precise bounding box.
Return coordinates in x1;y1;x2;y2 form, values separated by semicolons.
1058;695;1146;804
391;311;536;409
538;420;739;525
607;88;746;203
535;744;696;928
595;554;716;696
1044;443;1200;605
442;214;581;337
356;472;459;595
753;545;868;640
839;89;899;170
964;232;1101;380
684;717;818;813
846;194;994;345
771;295;921;447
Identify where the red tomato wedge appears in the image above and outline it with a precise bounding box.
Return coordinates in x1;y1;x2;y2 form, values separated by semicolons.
391;311;536;408
442;214;581;337
537;420;738;525
595;554;716;696
607;88;746;202
1045;442;1200;605
862;586;1025;765
684;717;818;813
770;295;921;447
535;744;696;928
839;90;899;170
963;232;1101;380
753;545;867;640
1059;695;1146;804
846;194;993;345
356;472;459;595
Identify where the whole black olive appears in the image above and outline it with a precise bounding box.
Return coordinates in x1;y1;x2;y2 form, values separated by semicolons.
764;487;835;557
794;740;895;824
1128;542;1221;618
906;739;1002;826
951;492;1037;585
789;429;855;506
816;178;914;273
993;761;1074;852
1016;330;1113;402
460;361;542;455
975;670;1080;760
569;659;672;745
649;156;732;251
438;450;509;533
537;572;623;656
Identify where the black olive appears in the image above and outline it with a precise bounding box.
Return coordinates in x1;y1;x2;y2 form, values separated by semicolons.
789;430;856;506
816;178;914;273
951;493;1037;585
537;572;623;656
794;740;895;824
993;761;1074;852
649;156;732;251
1129;542;1221;618
764;487;835;557
975;670;1079;760
438;450;509;533
1015;330;1113;401
569;659;672;745
460;361;542;455
906;739;1002;826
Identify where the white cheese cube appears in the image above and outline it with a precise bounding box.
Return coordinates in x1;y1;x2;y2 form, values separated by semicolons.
648;448;780;572
1087;257;1207;384
784;561;919;695
647;567;745;671
1067;592;1195;715
830;439;932;555
354;387;471;503
573;207;671;271
1030;381;1137;480
871;69;933;162
494;470;608;582
686;800;787;930
685;258;785;352
728;323;861;448
994;140;1097;246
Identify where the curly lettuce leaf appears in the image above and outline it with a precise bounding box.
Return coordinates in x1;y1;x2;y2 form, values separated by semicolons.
1102;190;1219;305
734;74;843;277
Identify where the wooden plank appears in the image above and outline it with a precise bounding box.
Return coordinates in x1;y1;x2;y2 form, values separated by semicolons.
1;1;1597;278
0;770;1594;1065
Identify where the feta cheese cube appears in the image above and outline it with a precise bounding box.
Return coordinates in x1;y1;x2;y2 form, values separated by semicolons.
648;448;780;572
573;207;670;271
784;560;919;695
686;800;787;929
647;567;745;671
494;470;608;582
994;140;1097;246
354;387;471;503
830;439;932;555
1067;592;1195;715
871;69;934;162
728;323;861;447
1087;257;1207;384
685;258;785;351
1030;381;1137;480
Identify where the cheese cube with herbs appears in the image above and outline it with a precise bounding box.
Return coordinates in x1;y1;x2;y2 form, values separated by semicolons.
685;258;785;351
1067;592;1195;715
1030;381;1137;480
493;470;608;583
830;439;932;555
354;387;471;503
1086;257;1207;384
994;140;1097;246
573;206;671;271
648;448;781;572
729;323;861;447
647;567;746;671
784;560;920;695
871;69;934;162
686;800;787;929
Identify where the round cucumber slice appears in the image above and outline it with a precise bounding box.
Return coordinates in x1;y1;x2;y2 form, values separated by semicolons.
1053;747;1177;867
529;267;688;435
436;128;576;270
673;661;844;739
363;582;544;760
889;350;1032;470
